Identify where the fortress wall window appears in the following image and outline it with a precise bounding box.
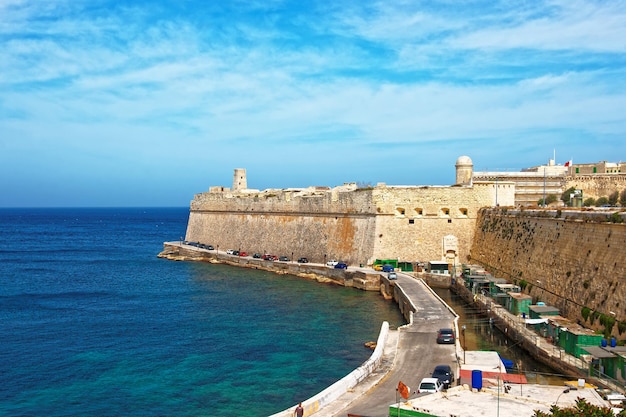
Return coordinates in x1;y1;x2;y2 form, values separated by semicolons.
459;208;468;217
441;208;450;217
396;207;406;217
415;208;423;217
408;219;415;224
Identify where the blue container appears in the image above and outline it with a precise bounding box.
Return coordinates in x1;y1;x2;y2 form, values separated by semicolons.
611;337;617;347
471;370;483;390
601;338;608;347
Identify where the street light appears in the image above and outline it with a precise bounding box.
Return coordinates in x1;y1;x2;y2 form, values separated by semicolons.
461;325;466;364
493;364;502;417
554;388;570;406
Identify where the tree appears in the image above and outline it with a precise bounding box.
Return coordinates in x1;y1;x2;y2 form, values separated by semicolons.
608;191;619;206
561;187;577;206
620;189;626;206
533;397;626;416
583;197;596;207
595;196;609;207
538;194;558;206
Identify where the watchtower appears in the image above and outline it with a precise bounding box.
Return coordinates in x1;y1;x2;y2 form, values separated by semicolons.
233;168;247;191
455;155;473;186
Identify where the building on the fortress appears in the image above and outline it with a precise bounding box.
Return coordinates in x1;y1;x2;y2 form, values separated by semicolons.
184;156;515;268
473;159;626;206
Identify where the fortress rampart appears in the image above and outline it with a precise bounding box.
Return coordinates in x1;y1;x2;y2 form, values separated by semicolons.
470;208;626;335
185;178;514;266
177;158;626;336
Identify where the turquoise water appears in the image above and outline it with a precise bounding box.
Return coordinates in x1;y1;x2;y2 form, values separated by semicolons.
0;208;405;416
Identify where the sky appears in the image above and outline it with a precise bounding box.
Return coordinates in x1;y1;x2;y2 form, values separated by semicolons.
1;0;625;207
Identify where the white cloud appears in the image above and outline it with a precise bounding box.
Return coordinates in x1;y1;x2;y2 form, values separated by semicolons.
1;0;625;206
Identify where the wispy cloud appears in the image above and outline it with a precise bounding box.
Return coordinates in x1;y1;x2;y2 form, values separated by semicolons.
1;0;625;206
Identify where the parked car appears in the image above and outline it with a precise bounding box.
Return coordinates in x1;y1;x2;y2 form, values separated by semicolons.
278;256;290;262
431;364;455;388
436;328;455;344
388;272;397;280
226;249;235;255
334;262;348;269
232;250;240;256
373;264;383;271
262;254;274;261
382;264;394;272
239;251;248;257
417;377;444;394
206;245;214;250
253;253;262;258
297;257;309;263
326;260;339;266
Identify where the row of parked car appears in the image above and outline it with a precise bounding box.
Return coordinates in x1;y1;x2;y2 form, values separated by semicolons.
185;243;358;270
417;328;457;395
418;364;455;393
184;241;214;250
325;260;348;269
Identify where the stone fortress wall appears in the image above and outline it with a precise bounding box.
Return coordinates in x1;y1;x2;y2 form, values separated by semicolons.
564;175;626;201
181;156;626;334
470;208;626;335
185;157;515;266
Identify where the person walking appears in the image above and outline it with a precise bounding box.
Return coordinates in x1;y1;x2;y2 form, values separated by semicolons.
294;402;304;417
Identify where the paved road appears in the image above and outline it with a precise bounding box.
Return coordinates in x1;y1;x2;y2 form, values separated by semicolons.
316;275;458;417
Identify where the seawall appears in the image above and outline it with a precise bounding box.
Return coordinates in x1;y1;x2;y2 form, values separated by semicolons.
470;208;626;336
158;243;382;291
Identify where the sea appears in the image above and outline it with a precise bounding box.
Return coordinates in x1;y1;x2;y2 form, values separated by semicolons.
0;207;406;417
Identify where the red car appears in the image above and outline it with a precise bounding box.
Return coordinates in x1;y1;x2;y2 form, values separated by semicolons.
239;252;248;257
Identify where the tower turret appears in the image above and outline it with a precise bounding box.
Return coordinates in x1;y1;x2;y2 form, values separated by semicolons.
455;156;473;186
233;168;247;191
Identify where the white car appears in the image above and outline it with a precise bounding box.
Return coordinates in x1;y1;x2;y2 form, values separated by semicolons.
226;249;235;255
417;377;444;394
326;260;339;266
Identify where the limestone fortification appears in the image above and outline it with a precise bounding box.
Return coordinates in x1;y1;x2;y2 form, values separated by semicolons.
185;157;514;266
178;156;626;335
470;207;626;336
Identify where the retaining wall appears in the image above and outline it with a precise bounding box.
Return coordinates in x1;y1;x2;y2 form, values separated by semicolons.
470;208;626;336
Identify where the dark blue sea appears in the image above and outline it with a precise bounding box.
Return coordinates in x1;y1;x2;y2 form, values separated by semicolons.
0;208;405;417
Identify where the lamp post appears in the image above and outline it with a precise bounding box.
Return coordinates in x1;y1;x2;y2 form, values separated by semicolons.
495;176;499;207
554;388;570;406
493;364;502;417
461;325;466;364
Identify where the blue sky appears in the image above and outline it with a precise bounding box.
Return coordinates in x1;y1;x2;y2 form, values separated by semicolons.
1;0;625;207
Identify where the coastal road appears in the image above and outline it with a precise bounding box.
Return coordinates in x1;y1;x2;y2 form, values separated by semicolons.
321;275;458;417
